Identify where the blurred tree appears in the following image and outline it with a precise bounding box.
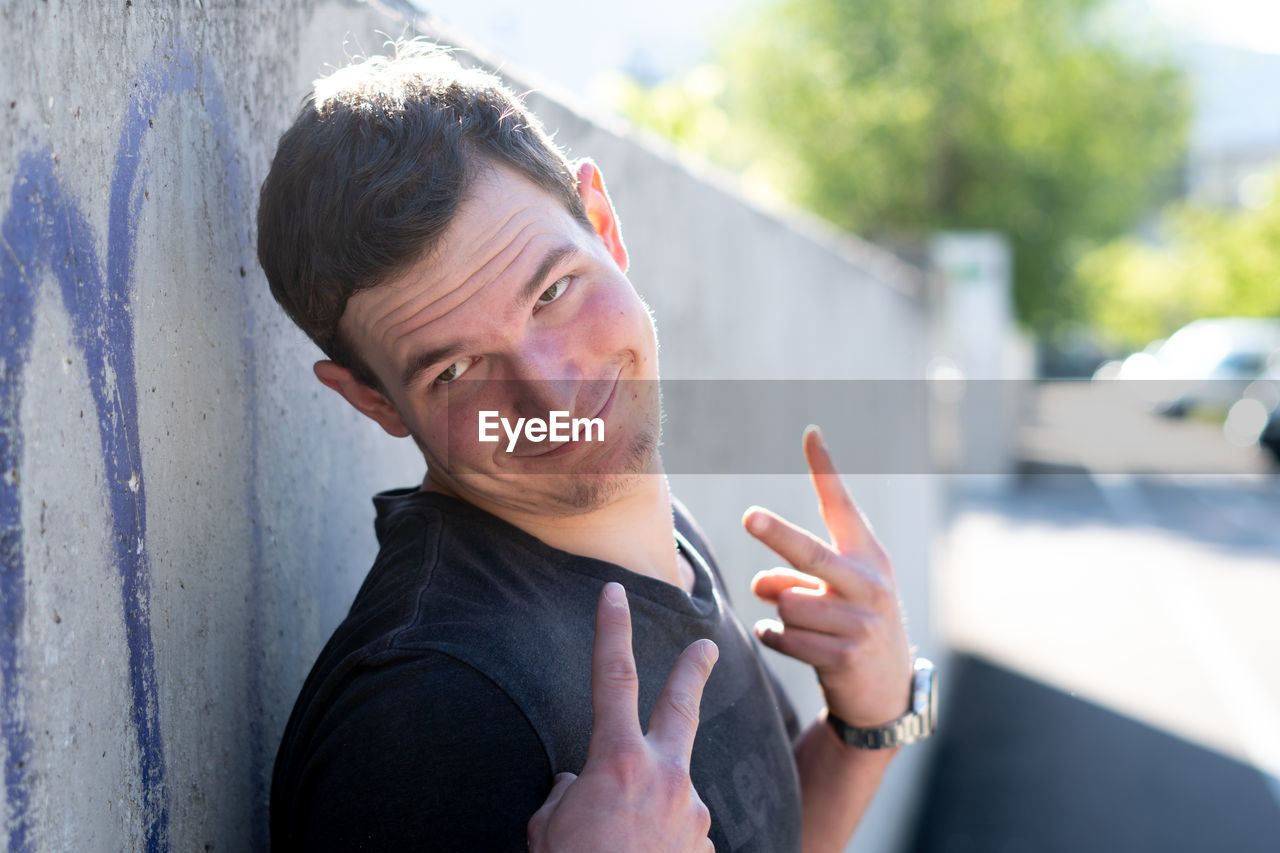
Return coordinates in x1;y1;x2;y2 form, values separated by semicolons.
611;0;1189;335
1076;166;1280;349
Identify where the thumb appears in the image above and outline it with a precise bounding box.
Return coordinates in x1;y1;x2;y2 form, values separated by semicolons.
543;772;577;810
527;773;578;849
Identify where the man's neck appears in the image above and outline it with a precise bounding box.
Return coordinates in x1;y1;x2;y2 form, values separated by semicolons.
423;469;692;593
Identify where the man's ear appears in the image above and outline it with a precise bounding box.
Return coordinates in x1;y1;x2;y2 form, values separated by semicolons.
575;160;629;273
313;360;412;438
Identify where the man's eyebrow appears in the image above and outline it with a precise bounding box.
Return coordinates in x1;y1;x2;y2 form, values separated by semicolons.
516;244;580;309
401;342;468;389
399;244;582;389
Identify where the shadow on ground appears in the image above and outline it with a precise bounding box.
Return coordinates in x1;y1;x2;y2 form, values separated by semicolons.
961;464;1280;561
908;654;1280;853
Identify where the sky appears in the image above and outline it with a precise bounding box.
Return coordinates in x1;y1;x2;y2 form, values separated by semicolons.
407;0;759;98
409;0;1280;101
1146;0;1280;56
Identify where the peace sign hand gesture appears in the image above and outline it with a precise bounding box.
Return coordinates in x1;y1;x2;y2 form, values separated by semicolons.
743;427;914;730
527;583;718;853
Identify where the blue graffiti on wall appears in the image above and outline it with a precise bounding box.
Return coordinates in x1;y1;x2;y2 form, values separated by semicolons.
0;42;262;851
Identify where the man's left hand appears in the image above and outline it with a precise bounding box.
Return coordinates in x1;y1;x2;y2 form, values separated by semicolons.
743;426;913;730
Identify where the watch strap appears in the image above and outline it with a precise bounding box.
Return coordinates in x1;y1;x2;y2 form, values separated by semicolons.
825;657;936;750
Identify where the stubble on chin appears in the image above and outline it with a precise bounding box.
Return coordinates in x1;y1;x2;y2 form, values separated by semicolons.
414;422;661;518
554;424;660;514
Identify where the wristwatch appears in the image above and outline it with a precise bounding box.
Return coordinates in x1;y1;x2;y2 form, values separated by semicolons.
824;658;936;750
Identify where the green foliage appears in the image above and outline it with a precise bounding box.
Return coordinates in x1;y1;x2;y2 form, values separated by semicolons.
1076;168;1280;349
613;0;1190;334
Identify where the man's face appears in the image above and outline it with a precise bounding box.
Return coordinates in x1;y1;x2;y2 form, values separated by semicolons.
335;161;661;516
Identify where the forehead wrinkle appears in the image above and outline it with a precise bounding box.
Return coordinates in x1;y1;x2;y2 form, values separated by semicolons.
342;279;414;372
386;215;542;346
355;166;584;376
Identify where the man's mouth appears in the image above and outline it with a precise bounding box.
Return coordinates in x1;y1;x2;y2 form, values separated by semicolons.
522;368;622;459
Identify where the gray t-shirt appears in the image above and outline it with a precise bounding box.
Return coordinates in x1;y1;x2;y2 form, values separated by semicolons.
271;489;803;852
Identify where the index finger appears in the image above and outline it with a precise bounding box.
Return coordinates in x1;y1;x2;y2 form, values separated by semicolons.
743;506;884;601
802;425;885;561
646;639;718;766
587;582;644;759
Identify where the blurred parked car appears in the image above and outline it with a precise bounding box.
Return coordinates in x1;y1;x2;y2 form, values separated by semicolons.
1097;318;1280;417
1259;404;1280;463
1246;351;1280;464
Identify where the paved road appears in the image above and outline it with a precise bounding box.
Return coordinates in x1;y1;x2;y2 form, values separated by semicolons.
910;386;1280;852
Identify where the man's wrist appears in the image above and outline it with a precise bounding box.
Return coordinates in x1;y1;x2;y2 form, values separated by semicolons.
824;658;936;750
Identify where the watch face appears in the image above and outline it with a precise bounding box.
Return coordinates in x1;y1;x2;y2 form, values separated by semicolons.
928;669;938;731
912;658;937;734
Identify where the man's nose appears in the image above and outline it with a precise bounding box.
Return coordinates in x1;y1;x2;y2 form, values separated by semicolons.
507;335;580;418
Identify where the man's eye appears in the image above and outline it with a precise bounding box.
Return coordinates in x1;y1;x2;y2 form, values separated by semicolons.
536;276;571;306
434;358;472;385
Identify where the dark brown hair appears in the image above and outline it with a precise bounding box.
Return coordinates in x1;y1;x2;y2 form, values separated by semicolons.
257;40;589;388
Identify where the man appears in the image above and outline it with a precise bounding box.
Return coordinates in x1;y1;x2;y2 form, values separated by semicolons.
259;40;931;852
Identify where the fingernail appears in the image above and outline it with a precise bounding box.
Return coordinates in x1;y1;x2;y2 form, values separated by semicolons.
755;618;782;639
700;639;719;666
745;508;768;535
604;582;625;605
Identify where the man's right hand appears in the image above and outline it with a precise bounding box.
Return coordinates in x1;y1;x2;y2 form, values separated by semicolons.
526;582;718;853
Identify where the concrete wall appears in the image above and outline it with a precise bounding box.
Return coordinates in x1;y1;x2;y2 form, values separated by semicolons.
0;2;938;850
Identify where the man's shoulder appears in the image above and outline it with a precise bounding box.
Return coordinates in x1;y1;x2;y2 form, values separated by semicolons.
277;487;603;768
291;488;587;688
271;492;599;846
270;648;553;851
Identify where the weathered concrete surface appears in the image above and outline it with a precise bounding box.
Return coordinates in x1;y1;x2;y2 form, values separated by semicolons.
1;1;938;850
